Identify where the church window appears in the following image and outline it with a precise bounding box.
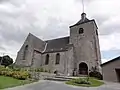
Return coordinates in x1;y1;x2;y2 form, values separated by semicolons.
45;54;49;65
79;28;84;34
96;30;98;35
23;45;28;60
55;53;60;64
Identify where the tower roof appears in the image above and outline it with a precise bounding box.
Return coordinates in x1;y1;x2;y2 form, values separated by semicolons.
70;13;92;28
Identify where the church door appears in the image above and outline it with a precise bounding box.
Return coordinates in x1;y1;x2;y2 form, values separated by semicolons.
79;62;88;75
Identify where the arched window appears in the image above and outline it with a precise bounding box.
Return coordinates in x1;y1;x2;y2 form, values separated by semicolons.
79;28;84;34
23;45;28;60
56;53;60;64
45;54;49;65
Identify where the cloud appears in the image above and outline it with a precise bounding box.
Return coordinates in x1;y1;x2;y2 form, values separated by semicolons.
0;46;6;51
101;49;120;63
99;33;120;51
0;0;120;62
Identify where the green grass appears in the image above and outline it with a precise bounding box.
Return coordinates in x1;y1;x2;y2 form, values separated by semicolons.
0;76;36;89
66;77;104;87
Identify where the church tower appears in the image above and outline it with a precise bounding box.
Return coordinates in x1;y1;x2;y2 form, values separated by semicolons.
70;13;101;75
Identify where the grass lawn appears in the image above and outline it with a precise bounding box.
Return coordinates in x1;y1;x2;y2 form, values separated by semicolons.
0;76;36;89
66;77;104;87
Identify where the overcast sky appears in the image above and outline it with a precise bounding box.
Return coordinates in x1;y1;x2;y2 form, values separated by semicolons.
0;0;120;63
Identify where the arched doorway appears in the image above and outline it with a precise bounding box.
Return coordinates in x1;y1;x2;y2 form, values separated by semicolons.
79;62;88;75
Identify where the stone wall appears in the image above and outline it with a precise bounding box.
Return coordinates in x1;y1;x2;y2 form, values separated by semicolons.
15;33;46;67
70;21;101;74
30;72;56;80
31;47;74;76
15;34;34;67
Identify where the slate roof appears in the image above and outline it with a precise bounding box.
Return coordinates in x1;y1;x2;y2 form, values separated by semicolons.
29;33;72;53
101;56;120;66
44;36;71;53
70;19;93;28
69;13;98;29
75;18;90;25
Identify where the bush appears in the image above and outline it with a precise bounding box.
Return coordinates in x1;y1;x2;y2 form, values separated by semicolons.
89;66;103;80
89;71;103;80
72;78;91;85
44;69;48;72
35;68;44;72
12;71;30;80
66;77;104;87
12;68;21;71
0;66;30;80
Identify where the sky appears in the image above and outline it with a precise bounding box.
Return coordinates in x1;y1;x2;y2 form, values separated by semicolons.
0;0;120;63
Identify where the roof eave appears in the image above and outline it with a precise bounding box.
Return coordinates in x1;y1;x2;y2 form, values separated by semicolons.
101;56;120;66
69;19;98;29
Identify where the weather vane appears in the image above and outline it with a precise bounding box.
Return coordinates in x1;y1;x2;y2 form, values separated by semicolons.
82;0;84;13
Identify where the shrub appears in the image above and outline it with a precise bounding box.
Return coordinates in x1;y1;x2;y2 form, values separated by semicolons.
12;71;30;80
89;66;103;80
44;69;48;72
35;68;44;72
12;68;21;71
69;78;91;85
0;66;30;80
89;71;103;80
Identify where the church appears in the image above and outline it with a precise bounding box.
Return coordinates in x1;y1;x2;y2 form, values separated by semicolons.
15;13;102;76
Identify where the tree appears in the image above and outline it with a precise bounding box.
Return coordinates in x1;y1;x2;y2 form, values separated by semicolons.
0;55;13;67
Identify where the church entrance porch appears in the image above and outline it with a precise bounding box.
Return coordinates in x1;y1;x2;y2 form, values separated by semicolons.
79;62;88;75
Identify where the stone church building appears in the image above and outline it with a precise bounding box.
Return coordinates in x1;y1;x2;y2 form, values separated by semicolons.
15;13;101;76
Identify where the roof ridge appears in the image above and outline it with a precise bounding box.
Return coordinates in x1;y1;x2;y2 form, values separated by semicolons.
45;36;69;42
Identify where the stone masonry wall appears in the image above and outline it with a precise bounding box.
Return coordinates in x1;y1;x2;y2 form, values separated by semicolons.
70;21;101;74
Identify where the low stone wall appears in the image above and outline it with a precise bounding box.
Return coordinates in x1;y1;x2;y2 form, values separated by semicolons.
30;72;56;80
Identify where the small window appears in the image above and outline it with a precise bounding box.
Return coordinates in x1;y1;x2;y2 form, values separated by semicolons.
96;30;98;35
45;54;49;65
56;53;60;64
23;45;28;60
79;28;84;34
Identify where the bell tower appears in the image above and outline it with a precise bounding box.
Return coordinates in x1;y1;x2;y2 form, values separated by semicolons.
69;13;101;75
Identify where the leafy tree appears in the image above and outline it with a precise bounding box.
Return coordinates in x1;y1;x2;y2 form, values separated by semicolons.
0;55;13;67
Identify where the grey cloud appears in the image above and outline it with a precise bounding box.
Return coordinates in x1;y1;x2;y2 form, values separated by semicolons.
0;0;25;8
0;0;11;3
93;15;110;26
30;17;69;40
100;23;120;35
0;10;69;45
0;7;39;43
88;15;120;35
92;15;111;35
0;45;6;51
44;17;69;38
0;0;120;62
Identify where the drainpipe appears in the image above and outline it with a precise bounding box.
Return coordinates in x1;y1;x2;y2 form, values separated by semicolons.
41;42;48;66
42;42;48;53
